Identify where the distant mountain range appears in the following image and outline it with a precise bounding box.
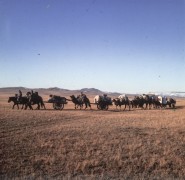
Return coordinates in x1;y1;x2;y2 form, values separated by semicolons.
0;87;185;97
0;87;121;96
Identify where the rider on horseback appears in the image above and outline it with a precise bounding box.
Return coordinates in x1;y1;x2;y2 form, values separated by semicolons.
15;94;18;101
17;90;22;102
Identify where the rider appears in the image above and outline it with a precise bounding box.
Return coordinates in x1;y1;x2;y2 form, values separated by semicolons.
26;92;32;103
35;92;39;97
18;90;22;102
15;94;18;101
103;94;107;101
80;91;87;99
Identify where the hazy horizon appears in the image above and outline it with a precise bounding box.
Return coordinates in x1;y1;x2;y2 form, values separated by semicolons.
1;86;185;95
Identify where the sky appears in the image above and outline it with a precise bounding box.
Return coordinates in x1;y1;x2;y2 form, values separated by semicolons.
0;0;185;93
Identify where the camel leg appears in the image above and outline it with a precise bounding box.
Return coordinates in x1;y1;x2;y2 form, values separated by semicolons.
29;104;33;110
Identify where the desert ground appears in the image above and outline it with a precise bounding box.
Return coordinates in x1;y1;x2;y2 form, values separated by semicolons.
0;90;185;179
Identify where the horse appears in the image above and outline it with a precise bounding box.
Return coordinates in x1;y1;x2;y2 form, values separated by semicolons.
26;92;46;110
70;95;83;109
8;96;32;110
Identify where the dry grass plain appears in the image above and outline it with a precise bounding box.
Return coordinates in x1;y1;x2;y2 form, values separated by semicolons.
0;92;185;179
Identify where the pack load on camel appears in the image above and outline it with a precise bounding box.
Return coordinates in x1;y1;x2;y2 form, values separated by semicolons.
118;94;129;101
48;95;67;110
158;96;167;107
94;94;112;110
112;94;130;111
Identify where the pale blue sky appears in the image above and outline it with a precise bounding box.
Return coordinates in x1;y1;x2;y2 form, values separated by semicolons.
0;0;185;93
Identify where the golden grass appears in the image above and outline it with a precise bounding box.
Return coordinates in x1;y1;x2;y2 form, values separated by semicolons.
0;93;185;179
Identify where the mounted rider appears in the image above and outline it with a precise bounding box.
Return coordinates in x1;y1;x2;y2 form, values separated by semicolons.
27;90;38;99
103;94;108;101
17;90;22;102
15;93;18;101
26;91;32;102
76;92;85;103
80;91;87;99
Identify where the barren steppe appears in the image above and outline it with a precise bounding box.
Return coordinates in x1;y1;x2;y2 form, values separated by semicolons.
0;91;185;179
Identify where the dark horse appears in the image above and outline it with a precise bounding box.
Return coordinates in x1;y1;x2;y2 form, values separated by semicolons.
112;98;131;111
8;96;32;109
26;92;46;110
70;95;91;109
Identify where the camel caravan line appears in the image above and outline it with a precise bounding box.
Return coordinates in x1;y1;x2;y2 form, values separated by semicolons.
8;90;176;111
